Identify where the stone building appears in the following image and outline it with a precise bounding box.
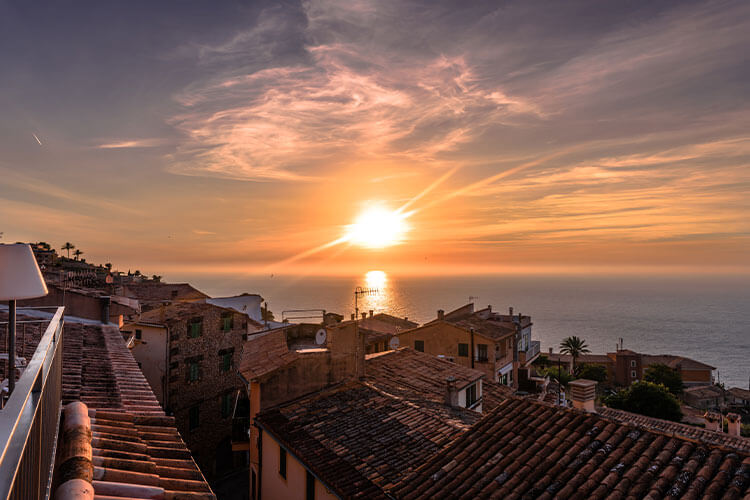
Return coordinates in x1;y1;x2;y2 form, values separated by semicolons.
124;301;262;478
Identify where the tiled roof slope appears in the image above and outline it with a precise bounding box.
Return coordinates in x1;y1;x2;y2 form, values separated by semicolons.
138;300;257;326
254;349;513;498
239;328;299;380
365;348;512;411
393;397;750;499
122;282;208;304
57;320;216;498
597;406;750;454
256;380;479;497
643;354;716;371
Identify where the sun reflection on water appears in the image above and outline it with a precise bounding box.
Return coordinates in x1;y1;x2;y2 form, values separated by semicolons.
363;270;389;312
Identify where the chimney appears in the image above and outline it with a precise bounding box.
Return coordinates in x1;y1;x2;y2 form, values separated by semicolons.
437;309;445;320
369;310;373;318
404;317;408;321
549;347;553;355
568;379;597;413
487;305;492;313
445;376;459;407
361;312;367;320
509;307;513;316
704;411;722;432
100;296;111;324
727;413;741;436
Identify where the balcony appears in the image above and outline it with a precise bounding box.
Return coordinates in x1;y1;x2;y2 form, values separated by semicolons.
0;307;64;500
519;340;541;366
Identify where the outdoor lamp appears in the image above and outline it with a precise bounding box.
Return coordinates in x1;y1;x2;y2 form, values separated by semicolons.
0;244;48;394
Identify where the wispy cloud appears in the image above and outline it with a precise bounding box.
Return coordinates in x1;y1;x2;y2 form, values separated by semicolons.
97;139;165;149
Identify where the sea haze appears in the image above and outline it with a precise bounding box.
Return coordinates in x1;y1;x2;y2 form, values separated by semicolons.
171;272;749;389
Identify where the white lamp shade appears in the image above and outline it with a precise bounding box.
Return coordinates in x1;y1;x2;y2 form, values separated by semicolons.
0;244;49;301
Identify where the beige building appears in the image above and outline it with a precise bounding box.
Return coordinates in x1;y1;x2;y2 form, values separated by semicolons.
395;303;539;388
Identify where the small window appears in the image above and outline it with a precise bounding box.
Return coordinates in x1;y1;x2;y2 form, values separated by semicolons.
189;406;200;430
630;360;636;368
414;340;424;352
465;383;478;408
221;392;233;418
135;329;142;340
189;318;203;338
477;344;488;362
221;312;233;332
279;446;287;479
221;352;232;372
631;370;637;378
458;343;469;357
189;361;200;382
306;470;315;500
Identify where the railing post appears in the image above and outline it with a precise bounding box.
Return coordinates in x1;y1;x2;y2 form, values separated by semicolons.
8;299;16;395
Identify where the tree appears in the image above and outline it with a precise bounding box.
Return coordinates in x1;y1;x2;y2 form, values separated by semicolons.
644;363;683;395
559;336;590;373
36;241;51;250
578;363;608;383
544;366;573;387
105;263;112;272
73;249;83;260
604;381;682;421
152;275;162;283
61;242;75;258
262;304;275;322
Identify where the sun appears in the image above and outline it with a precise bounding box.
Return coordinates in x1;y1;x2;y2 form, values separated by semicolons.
345;206;410;248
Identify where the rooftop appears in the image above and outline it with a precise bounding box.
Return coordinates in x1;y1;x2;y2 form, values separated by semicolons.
239;328;300;381
139;300;259;327
393;397;750;499
121;282;208;304
254;348;511;497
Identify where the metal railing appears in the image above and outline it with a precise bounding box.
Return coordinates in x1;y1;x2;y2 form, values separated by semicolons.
0;307;64;500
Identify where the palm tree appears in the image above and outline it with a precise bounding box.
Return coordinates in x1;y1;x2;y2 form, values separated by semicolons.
559;336;590;374
61;242;75;258
73;249;83;261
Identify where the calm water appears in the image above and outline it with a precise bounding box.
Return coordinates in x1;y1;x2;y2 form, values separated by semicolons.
171;272;749;389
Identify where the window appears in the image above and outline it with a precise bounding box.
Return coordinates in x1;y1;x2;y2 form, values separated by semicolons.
631;370;637;378
477;344;488;362
135;329;142;340
221;392;233;418
458;343;469;357
414;340;424;352
189;318;202;338
189;406;199;430
306;470;315;500
630;360;636;368
465;383;478;408
279;446;287;479
189;361;200;382
220;352;232;372
221;312;234;332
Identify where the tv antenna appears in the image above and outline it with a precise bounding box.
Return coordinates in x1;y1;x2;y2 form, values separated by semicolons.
354;286;378;321
469;295;480;302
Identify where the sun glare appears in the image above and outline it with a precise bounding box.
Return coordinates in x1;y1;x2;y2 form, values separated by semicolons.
345;206;409;248
365;270;387;289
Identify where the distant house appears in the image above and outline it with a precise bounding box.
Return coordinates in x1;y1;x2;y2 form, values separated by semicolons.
120;281;208;311
331;310;419;354
683;384;724;410
395;304;540;388
728;387;750;409
609;349;715;387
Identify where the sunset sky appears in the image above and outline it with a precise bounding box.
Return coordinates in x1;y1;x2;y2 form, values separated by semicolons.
1;0;748;276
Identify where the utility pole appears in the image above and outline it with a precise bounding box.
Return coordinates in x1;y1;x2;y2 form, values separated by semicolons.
354;287;378;379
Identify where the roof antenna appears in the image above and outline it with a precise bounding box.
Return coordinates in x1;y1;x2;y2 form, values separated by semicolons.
468;295;479;303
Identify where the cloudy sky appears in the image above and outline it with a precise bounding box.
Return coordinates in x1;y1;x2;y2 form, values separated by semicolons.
1;0;748;276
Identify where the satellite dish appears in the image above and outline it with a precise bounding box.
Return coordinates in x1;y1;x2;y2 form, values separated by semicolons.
315;329;327;345
389;336;400;349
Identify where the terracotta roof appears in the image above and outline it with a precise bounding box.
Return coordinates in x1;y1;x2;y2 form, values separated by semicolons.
683;385;724;399
122;282;208;304
371;313;419;330
56;321;215;498
366;348;483;394
643;354;716;371
729;387;750;400
393;397;750;499
254;348;509;497
238;328;299;381
256;380;479;497
138;300;259;327
447;316;517;341
596;406;750;454
547;352;615;364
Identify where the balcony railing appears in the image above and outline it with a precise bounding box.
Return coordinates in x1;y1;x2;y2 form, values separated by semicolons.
0;307;64;500
519;340;541;366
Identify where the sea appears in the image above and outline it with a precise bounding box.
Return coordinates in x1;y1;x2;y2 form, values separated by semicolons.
170;271;749;389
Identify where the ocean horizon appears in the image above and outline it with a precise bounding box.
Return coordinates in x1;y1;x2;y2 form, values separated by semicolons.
164;271;749;390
